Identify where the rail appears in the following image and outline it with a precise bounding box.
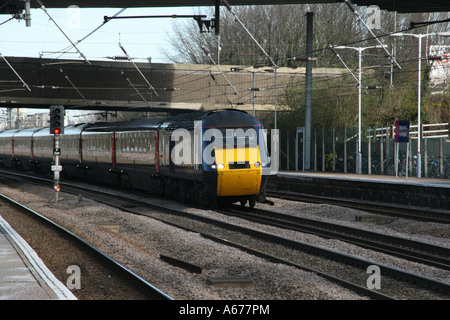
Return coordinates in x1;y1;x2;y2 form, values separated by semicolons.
0;192;173;300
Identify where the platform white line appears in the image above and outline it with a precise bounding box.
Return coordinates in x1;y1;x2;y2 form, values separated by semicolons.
0;216;77;300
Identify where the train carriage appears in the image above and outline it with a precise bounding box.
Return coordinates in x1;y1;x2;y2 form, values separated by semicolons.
0;129;20;168
0;109;271;207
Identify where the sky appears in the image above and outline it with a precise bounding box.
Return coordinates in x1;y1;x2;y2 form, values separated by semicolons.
0;6;210;63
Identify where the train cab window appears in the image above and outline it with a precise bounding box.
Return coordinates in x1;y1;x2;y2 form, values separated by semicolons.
212;128;258;149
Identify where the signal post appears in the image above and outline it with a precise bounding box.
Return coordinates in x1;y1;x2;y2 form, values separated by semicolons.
49;105;64;202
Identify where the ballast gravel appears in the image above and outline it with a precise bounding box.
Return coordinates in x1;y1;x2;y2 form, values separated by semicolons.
0;179;448;300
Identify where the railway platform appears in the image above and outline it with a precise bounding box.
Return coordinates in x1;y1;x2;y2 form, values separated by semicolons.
0;216;77;300
277;171;450;188
268;171;449;210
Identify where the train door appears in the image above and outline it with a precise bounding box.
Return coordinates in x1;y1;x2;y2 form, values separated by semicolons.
155;130;160;174
111;132;117;170
169;135;175;173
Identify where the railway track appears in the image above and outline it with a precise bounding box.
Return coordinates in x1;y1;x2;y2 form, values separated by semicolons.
0;192;173;300
94;196;450;300
266;172;450;218
0;170;449;300
266;190;450;224
218;205;450;271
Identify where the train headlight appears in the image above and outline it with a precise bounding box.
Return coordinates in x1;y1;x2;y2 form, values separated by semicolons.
218;163;225;169
254;161;261;168
211;164;217;169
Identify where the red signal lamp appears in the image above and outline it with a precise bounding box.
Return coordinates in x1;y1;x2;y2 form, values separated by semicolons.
54;128;61;135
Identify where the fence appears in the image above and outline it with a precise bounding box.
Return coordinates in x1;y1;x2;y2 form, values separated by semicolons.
279;122;450;179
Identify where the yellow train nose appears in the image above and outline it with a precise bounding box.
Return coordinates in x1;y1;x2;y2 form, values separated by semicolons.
215;147;262;197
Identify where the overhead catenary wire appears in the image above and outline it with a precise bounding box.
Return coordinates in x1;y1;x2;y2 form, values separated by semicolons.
343;0;401;70
0;16;14;26
47;3;442;71
29;53;426;111
155;49;444;111
2;5;446;129
220;0;281;128
34;0;90;64
282;7;449;65
14;11;446;114
221;0;278;69
223;55;415;103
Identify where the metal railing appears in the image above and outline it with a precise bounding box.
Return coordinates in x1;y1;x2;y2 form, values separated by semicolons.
280;122;449;179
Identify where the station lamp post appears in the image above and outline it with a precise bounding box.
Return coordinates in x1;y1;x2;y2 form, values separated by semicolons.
333;45;386;174
390;32;450;178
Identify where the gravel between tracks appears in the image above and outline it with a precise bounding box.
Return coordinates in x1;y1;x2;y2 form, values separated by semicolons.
0;180;448;300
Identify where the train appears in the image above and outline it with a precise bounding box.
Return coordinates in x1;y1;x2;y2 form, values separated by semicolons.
0;109;271;208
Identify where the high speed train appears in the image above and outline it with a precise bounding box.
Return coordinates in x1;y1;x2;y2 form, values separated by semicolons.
0;109;271;207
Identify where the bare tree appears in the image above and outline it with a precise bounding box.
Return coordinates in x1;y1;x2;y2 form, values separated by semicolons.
163;4;365;67
162;5;449;127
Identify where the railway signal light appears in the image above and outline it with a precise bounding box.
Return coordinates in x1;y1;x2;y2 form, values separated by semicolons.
49;105;64;135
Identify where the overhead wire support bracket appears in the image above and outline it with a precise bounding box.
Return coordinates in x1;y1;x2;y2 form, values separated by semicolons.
120;70;149;106
59;68;88;105
104;14;207;22
0;53;31;91
202;46;239;96
104;14;217;34
119;43;159;97
34;0;90;65
56;6;129;60
344;0;401;70
329;46;368;94
209;74;234;107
